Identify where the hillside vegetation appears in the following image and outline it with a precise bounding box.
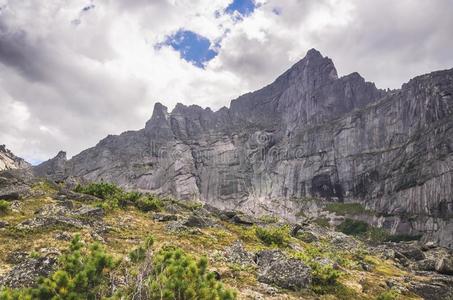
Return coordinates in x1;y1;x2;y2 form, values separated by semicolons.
0;177;452;299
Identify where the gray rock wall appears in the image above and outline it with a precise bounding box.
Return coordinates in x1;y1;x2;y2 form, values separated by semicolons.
35;49;453;247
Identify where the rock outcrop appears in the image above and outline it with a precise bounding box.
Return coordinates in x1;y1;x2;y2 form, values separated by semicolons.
34;49;453;248
0;145;30;171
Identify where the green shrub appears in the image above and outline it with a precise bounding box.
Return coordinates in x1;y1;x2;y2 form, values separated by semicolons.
148;247;236;300
135;196;163;212
0;235;115;300
75;182;122;200
313;217;330;228
129;246;147;263
0;200;10;214
311;262;341;286
293;248;342;293
366;227;390;243
122;191;142;204
74;182;163;212
255;226;290;247
325;203;371;215
258;215;279;224
129;234;155;263
377;288;400;300
337;218;369;236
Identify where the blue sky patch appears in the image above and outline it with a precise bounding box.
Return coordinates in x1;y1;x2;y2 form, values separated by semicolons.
226;0;256;17
157;30;218;68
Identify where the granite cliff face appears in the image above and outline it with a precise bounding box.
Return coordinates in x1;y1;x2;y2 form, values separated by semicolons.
35;49;453;248
0;145;30;171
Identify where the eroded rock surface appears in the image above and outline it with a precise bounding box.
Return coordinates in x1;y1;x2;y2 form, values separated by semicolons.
34;49;453;248
256;250;312;290
0;145;30;172
0;254;58;288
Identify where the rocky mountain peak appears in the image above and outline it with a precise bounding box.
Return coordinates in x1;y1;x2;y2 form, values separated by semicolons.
0;145;30;171
144;102;173;139
55;151;67;160
146;102;169;126
278;48;338;86
32;50;453;249
33;150;67;182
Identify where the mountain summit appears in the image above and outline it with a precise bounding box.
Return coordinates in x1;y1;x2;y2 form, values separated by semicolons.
35;49;453;248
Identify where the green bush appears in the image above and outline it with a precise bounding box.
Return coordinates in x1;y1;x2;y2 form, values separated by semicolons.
75;182;122;200
377;288;400;300
258;215;279;224
366;227;390;243
293;247;342;289
74;182;163;212
337;218;369;236
255;226;290;247
313;217;330;228
0;200;10;214
0;235;115;300
122;191;142;204
325;203;371;215
148;247;236;300
135;196;163;212
129;234;155;263
311;262;341;286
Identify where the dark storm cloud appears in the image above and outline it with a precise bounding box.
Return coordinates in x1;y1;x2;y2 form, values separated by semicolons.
0;23;46;82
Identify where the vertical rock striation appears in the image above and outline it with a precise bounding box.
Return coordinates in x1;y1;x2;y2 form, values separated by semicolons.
34;49;453;248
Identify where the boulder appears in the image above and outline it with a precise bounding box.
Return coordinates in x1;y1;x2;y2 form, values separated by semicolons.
0;192;20;200
16;215;85;230
417;259;437;272
0;220;9;228
55;189;100;202
393;244;426;261
153;213;178;222
34;203;70;217
183;214;215;228
54;231;72;241
230;213;257;226
5;251;29;264
165;221;189;233
435;256;453;275
72;206;104;218
224;241;255;266
330;232;359;249
410;275;453;300
0;255;58;288
291;225;318;243
256;250;312;290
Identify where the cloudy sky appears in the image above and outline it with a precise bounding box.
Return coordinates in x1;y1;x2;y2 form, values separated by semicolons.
1;0;452;164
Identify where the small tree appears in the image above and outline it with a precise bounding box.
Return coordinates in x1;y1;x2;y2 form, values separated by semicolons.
0;235;115;300
255;226;290;247
34;235;114;299
148;247;236;300
0;200;10;214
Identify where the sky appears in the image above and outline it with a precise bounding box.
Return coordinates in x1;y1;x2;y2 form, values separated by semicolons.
1;0;453;164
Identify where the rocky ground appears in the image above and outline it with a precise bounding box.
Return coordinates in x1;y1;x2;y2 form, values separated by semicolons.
0;170;452;299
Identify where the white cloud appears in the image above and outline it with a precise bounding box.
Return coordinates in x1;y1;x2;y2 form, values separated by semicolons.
0;0;452;163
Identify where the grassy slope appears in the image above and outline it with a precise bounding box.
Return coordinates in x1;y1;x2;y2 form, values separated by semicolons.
0;181;423;300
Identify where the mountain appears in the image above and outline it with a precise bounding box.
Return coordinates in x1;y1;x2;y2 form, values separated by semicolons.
34;49;453;248
0;145;30;171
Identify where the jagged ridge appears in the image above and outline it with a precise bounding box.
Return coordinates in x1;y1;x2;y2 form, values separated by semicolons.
34;49;453;248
